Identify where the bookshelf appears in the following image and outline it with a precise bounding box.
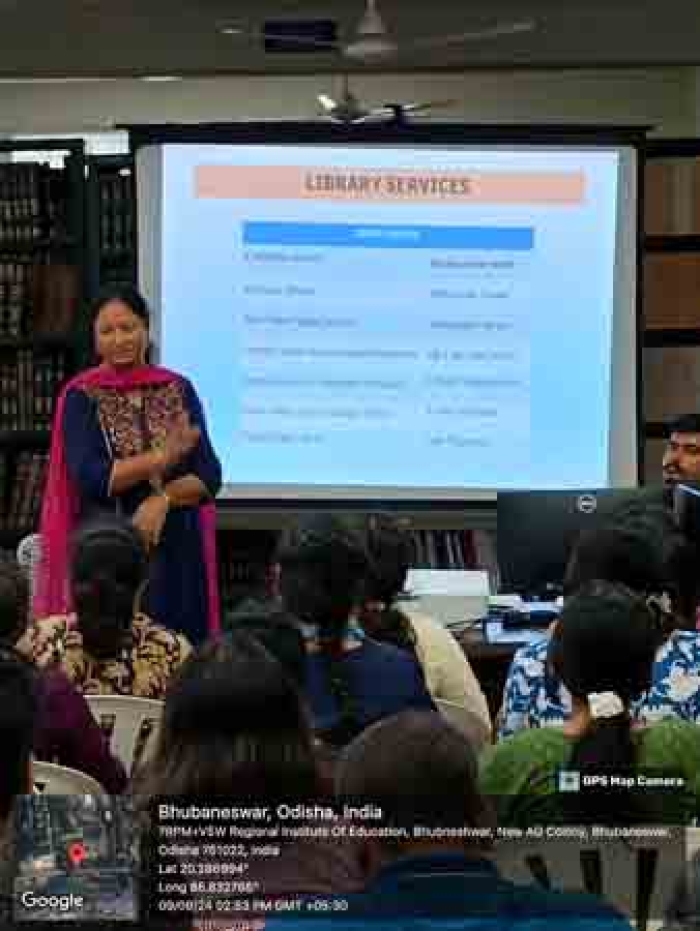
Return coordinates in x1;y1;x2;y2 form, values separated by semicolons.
0;139;87;554
215;507;497;618
643;139;700;480
87;154;137;292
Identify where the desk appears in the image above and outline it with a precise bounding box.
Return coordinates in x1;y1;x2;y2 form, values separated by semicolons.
457;626;548;722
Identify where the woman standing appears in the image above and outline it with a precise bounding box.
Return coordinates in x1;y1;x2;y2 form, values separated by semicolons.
35;285;222;643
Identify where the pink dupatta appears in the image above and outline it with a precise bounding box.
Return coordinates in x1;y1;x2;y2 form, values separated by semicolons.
34;364;220;635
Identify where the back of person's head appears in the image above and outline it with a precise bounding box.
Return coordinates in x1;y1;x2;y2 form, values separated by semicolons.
226;604;306;689
0;554;30;646
143;633;317;800
71;516;147;660
277;514;377;748
336;711;493;846
0;651;38;822
276;513;371;634
565;508;699;627
551;581;663;824
361;514;416;652
565;523;666;597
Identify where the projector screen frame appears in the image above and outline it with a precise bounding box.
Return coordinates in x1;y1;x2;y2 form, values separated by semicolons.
127;121;647;513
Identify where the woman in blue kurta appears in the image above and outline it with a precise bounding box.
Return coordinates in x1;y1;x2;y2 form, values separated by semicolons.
35;285;222;644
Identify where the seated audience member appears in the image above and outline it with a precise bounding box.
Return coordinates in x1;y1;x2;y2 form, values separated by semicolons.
482;582;700;827
277;513;434;747
0;556;125;793
498;516;700;739
361;514;491;746
270;711;628;930
0;651;37;830
138;633;364;895
24;517;190;699
663;414;700;487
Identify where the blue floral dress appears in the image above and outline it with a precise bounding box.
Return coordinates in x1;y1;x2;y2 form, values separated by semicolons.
498;630;700;740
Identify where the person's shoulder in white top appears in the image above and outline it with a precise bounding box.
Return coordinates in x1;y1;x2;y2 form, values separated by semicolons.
400;605;492;747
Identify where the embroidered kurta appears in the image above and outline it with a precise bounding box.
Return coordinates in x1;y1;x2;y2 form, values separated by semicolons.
61;377;221;643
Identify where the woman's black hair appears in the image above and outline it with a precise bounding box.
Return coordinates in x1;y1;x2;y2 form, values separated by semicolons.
89;283;152;363
140;633;318;801
550;581;663;825
565;507;700;630
89;284;150;328
276;513;372;747
226;604;306;689
71;516;148;661
0;650;38;821
0;554;30;646
361;514;417;654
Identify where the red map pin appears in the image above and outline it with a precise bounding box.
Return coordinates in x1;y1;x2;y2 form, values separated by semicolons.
67;842;86;867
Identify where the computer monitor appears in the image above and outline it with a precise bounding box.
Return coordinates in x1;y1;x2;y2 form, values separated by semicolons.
497;488;650;597
674;482;700;546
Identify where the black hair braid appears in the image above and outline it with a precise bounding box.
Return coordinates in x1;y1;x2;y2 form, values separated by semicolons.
72;519;147;661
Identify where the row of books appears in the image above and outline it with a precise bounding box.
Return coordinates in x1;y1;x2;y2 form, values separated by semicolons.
413;528;499;587
0;260;33;338
99;171;135;262
0;165;69;249
412;529;477;570
0;262;79;339
0;451;47;535
0;349;67;432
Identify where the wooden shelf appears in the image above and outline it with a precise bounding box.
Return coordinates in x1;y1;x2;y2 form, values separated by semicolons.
0;236;76;257
0;430;50;448
645;139;700;158
0;335;73;351
643;329;700;347
644;422;669;439
645;235;700;253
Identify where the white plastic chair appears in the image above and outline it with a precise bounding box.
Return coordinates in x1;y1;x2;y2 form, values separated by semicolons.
33;760;105;797
435;698;491;751
85;695;163;777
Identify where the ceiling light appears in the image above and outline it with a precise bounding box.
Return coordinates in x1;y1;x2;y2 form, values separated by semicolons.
220;26;243;35
141;75;182;83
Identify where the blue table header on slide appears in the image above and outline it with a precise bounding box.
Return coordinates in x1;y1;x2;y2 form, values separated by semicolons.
243;221;534;250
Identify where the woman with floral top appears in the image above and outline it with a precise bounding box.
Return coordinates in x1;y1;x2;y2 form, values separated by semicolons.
23;517;190;699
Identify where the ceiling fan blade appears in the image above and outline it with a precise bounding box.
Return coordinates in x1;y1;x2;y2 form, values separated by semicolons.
222;28;342;52
403;19;535;50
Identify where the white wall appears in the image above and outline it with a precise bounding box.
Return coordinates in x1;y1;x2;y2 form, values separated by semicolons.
0;67;695;136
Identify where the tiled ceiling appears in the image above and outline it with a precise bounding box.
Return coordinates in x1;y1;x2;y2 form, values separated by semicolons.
1;0;700;76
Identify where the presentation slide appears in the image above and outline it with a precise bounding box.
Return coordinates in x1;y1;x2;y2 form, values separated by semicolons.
139;141;637;500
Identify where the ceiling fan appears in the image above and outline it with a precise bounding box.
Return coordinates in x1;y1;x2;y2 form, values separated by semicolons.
317;75;455;124
222;0;536;63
